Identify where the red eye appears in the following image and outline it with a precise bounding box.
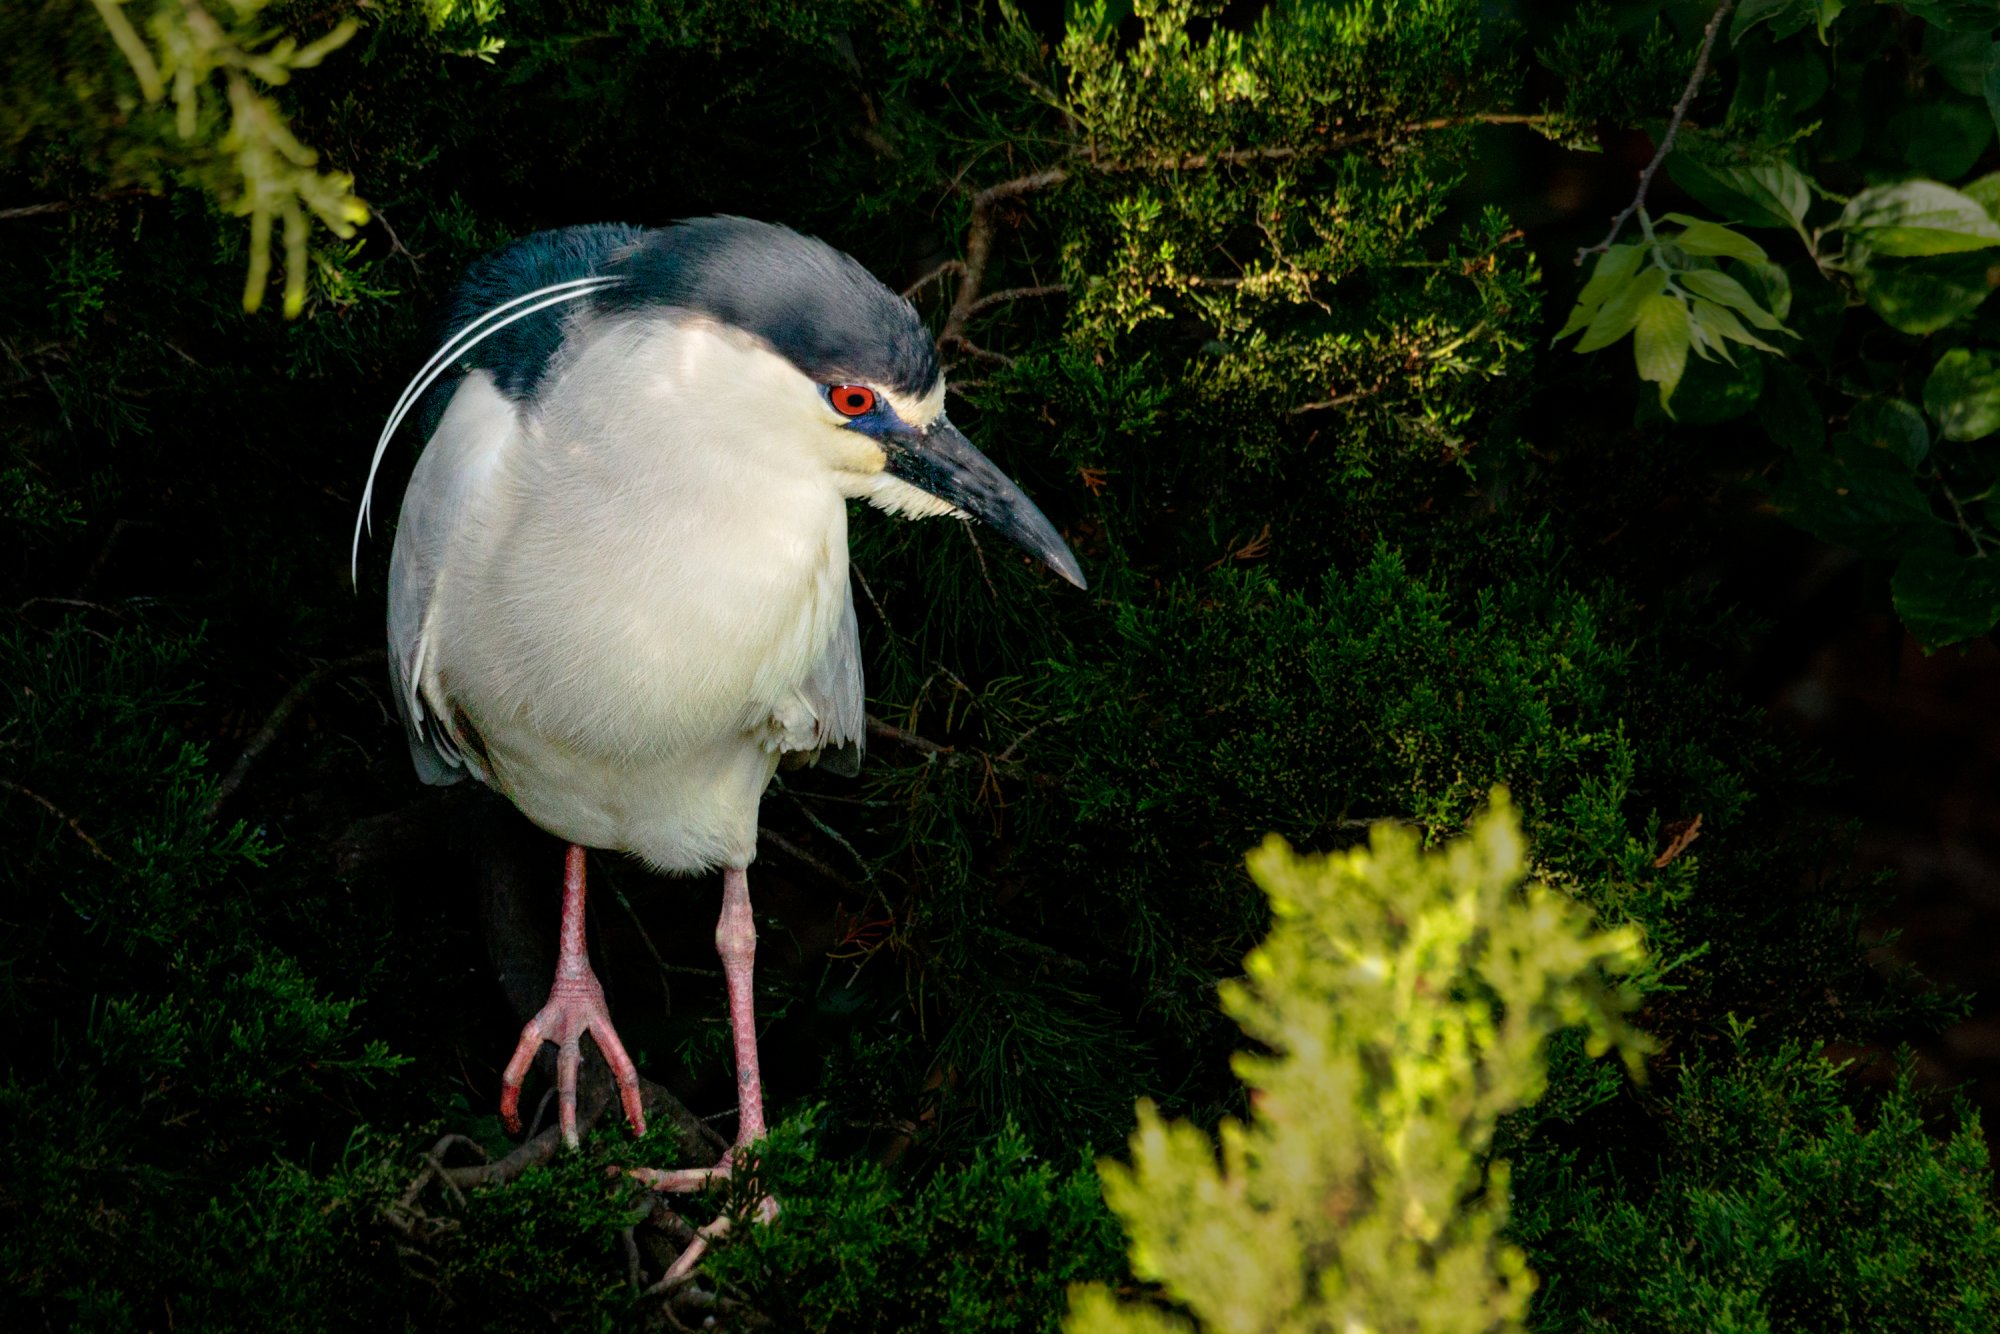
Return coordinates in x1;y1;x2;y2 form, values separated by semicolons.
829;384;876;417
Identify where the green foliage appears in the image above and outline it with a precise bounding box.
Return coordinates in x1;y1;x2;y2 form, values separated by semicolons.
1069;798;1648;1334
72;0;372;314
705;1117;1123;1331
1515;1034;2000;1332
1552;1;2000;646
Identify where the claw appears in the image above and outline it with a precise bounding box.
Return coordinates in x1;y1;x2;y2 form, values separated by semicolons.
500;845;648;1145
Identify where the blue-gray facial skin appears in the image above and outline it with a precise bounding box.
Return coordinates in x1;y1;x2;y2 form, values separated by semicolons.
821;383;1086;590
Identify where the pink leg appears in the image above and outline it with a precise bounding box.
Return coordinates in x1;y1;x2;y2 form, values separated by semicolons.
630;864;780;1237
500;844;648;1147
717;865;767;1146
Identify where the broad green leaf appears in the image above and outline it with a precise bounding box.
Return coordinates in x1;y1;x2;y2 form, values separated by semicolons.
1731;0;1841;44
1850;241;1998;334
1903;0;2000;33
1634;293;1691;411
1738;258;1793;321
1888;102;1994;181
1963;170;2000;221
1648;348;1763;424
1849;398;1930;467
1758;360;1824;453
1893;548;2000;648
1662;215;1769;263
1686;302;1724;363
1773;442;1951;558
1668;156;1811;233
1839;180;2000;256
1575;266;1667;353
1986;46;2000;143
1680;269;1788;331
1690;298;1781;354
1929;27;1995;95
1925;348;2000;441
1556;244;1644;340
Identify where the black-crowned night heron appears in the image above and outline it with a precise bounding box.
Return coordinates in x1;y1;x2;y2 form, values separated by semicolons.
354;218;1083;1175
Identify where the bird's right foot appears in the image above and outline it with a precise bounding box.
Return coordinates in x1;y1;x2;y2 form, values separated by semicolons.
499;966;647;1147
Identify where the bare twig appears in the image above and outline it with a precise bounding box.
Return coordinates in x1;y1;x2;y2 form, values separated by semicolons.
203;649;382;820
0;187;158;222
865;714;955;756
77;517;146;596
1576;0;1735;265
1289;383;1387;415
1937;476;1989;557
902;259;965;300
15;597;131;617
938;334;1015;367
622;1226;644;1293
850;564;896;642
961;522;1001;602
962;284;1069;320
441;1124;564;1190
758;826;860;891
941;169;1073;347
0;778;117;864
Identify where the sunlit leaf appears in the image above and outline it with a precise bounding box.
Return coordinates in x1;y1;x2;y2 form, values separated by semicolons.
1925;347;2000;441
1680;269;1788;331
1634;293;1691;412
1731;0;1841;45
1662;216;1769;263
1668;157;1811;234
1556;244;1644;340
1689;298;1780;355
1737;258;1793;321
1839;180;2000;256
1848;240;1998;334
1574;266;1666;353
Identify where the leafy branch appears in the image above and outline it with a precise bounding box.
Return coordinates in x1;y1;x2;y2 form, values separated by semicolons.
1576;0;1737;265
86;0;369;316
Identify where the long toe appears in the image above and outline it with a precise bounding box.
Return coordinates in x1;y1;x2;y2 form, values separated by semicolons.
500;973;649;1145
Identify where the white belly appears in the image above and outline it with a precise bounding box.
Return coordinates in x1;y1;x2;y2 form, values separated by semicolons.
419;320;855;873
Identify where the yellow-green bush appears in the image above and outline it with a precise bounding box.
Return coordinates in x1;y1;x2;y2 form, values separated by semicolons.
1069;796;1649;1334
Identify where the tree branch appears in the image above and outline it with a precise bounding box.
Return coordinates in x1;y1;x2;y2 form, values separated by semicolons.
929;110;1553;358
204;649;383;820
0;778;117;864
0;188;160;222
1576;0;1734;265
941;169;1073;347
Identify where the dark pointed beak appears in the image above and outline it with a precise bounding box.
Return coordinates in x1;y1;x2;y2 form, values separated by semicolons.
883;418;1087;590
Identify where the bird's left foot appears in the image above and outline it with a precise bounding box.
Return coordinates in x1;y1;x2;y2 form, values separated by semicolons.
499;967;647;1147
630;1155;780;1286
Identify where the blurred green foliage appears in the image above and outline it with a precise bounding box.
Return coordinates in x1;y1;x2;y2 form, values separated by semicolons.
2;0;1995;1329
1070;797;1649;1334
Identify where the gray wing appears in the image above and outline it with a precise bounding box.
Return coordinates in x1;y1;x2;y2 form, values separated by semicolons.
386;370;522;786
794;582;866;776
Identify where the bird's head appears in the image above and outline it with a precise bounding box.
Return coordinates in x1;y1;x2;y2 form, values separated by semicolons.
587;218;1086;589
